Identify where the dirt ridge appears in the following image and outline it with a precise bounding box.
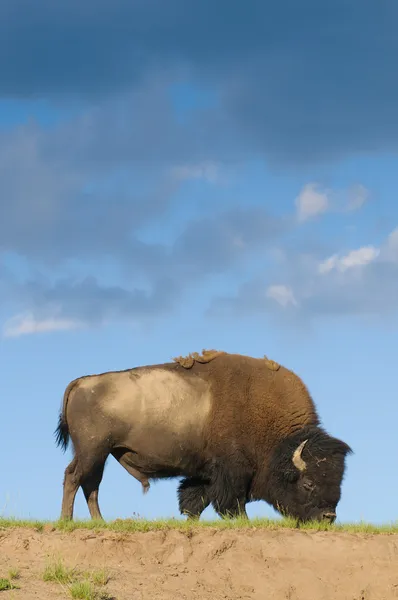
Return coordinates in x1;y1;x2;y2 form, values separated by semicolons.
1;527;398;599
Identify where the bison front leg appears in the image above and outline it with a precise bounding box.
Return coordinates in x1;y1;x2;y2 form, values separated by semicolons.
212;497;248;520
208;459;250;520
178;477;211;520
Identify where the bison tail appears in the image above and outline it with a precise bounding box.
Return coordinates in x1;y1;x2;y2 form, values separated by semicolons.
54;412;70;452
54;378;79;452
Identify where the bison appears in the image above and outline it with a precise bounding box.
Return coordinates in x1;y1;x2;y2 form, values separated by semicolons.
55;350;352;523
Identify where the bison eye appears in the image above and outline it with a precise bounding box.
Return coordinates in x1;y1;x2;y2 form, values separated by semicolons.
302;480;315;492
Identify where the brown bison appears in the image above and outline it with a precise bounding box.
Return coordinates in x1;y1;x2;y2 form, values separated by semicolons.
55;350;352;523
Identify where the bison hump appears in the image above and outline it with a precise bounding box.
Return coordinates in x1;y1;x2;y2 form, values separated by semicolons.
263;355;281;371
173;349;226;369
172;349;280;371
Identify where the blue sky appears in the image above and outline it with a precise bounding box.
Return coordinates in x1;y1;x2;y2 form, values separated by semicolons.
1;1;398;525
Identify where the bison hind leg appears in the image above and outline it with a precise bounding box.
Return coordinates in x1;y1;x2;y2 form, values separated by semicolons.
178;477;211;519
60;456;80;521
60;448;110;522
80;461;106;521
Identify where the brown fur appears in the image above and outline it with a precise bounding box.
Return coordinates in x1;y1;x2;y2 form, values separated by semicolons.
56;350;350;522
262;355;280;371
173;349;226;369
174;348;280;372
169;351;318;453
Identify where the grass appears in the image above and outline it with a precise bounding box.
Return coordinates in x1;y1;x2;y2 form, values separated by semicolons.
7;568;20;581
69;580;112;600
0;578;19;591
42;558;79;584
88;568;110;587
0;568;20;593
69;581;96;600
1;515;398;535
41;558;112;599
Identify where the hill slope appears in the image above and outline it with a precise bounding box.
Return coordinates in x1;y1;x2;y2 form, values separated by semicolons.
0;524;398;599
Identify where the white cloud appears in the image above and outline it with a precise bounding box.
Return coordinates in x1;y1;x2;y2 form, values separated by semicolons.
266;284;298;307
388;227;398;247
383;227;398;262
318;245;380;274
3;313;83;338
171;161;220;183
210;225;398;321
294;182;369;221
345;184;369;211
295;183;329;222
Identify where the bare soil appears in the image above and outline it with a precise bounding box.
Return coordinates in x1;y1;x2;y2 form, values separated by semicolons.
1;526;398;599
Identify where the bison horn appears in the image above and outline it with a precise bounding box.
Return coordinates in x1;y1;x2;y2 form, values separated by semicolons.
292;439;308;471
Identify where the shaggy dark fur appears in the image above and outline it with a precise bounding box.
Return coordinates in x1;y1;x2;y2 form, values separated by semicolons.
178;477;211;518
55;412;69;452
55;350;353;522
255;425;352;522
54;379;80;452
178;456;253;520
177;425;352;522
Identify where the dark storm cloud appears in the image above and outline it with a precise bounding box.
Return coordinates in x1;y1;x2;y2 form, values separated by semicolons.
1;194;285;332
1;1;397;163
2;0;397;334
6;275;178;325
171;207;287;278
0;118;283;267
0;104;288;333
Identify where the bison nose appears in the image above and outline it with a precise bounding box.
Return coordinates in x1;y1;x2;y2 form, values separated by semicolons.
322;511;336;523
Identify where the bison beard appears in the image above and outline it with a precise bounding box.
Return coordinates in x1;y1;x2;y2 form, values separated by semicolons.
55;350;352;523
177;426;351;522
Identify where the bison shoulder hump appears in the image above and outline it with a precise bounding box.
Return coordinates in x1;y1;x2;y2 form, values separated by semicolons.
173;349;226;369
263;355;281;371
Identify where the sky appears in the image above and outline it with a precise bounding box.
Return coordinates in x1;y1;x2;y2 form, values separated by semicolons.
1;0;398;525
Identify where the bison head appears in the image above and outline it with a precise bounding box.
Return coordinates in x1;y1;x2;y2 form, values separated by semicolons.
264;427;352;523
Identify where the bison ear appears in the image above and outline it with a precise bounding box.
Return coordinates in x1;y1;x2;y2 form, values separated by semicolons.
292;439;308;472
333;438;353;457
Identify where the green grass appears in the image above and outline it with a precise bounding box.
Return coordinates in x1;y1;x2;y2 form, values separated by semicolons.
69;580;112;600
0;518;45;532
1;515;398;535
69;581;96;600
88;568;110;587
42;559;112;599
42;558;78;584
0;578;19;591
7;568;20;582
0;569;20;593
